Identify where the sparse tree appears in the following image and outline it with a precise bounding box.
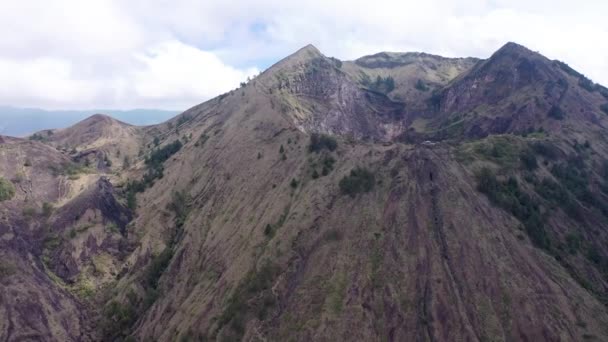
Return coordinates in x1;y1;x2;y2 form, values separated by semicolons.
123;156;131;169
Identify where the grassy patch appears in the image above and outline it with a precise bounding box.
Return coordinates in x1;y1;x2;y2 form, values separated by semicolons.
43;233;62;251
105;222;119;234
22;206;37;219
49;162;89;177
326;272;347;315
42;202;54;217
0;177;15;202
75;276;95;299
0;261;16;279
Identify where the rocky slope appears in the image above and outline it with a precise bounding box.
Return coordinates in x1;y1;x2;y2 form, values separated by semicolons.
0;136;97;340
2;42;608;341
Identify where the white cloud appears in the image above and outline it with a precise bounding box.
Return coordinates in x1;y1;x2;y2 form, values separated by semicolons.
0;57;98;107
0;0;606;110
0;41;258;110
131;41;258;109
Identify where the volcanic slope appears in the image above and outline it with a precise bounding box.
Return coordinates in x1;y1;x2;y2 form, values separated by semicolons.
2;42;608;341
101;44;608;341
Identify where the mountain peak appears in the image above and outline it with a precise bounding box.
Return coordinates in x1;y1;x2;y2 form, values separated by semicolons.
84;113;116;123
296;43;321;55
78;113;131;128
492;41;537;58
281;43;324;64
260;44;327;80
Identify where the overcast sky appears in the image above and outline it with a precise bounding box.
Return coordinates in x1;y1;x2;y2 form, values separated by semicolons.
1;0;606;111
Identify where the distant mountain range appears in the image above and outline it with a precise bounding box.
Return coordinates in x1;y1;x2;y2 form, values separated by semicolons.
0;106;178;137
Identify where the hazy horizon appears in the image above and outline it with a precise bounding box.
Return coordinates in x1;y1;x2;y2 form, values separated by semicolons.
0;106;178;137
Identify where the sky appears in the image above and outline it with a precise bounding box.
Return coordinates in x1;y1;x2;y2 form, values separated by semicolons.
1;0;607;112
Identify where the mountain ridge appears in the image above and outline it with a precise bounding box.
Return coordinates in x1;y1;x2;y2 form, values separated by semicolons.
2;42;608;341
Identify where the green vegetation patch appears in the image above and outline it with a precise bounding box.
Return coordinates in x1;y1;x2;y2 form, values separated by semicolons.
310;154;336;178
141;190;190;302
326;272;348;315
168;190;191;229
145;139;183;170
102;300;137;340
458;135;555;171
555;60;603;93
264;206;290;239
0;261;16;279
176;114;192;127
548;105;566;120
519;148;538;171
476;168;549;250
194;133;209;147
361;74;395;94
0;177;15;202
49;162;89;177
339;167;375;197
465;135;523;168
308;133;337;153
216;262;280;339
415;79;429;92
29;131;52;142
530;141;560;160
125;139;183;208
546;157;608;218
145;248;174;289
42;202;54;217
